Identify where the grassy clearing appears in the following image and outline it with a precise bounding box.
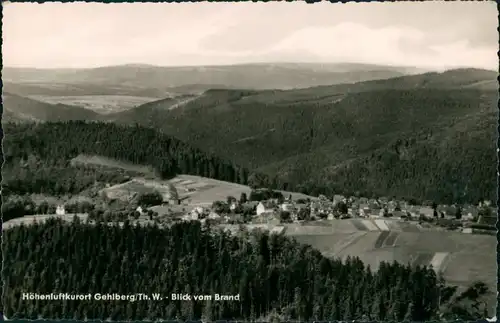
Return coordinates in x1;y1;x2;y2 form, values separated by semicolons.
71;154;155;175
101;174;246;206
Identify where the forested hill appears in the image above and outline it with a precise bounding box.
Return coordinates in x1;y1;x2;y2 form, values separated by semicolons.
2;121;261;189
2;92;100;122
3;68;497;204
2;219;492;321
108;85;498;205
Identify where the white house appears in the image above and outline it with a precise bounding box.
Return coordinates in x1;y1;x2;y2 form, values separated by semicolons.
419;206;435;219
189;206;204;220
358;205;370;217
332;195;346;206
229;202;239;212
257;201;275;216
56;205;66;216
208;212;221;219
281;203;295;212
479;200;492;207
136;206;146;215
193;206;204;214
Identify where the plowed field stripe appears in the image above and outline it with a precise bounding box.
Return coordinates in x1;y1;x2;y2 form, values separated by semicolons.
374;231;391;249
384;232;399;247
430;252;449;272
374;219;390;231
352;219;368;231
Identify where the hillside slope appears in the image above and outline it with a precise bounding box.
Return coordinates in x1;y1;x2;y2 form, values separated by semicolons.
2;92;100;122
1;121;261;199
107;69;498;204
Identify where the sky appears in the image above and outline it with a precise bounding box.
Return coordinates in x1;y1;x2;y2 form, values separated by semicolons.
3;1;498;70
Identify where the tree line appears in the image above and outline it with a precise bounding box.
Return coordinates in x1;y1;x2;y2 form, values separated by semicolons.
2;121;254;187
2;120;496;225
2;219;491;321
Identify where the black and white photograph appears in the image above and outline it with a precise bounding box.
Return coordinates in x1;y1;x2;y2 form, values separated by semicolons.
1;1;498;321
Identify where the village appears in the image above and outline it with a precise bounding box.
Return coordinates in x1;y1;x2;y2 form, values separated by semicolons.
5;175;495;236
126;186;496;235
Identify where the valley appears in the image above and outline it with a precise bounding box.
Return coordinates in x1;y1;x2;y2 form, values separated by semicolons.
2;63;498;321
3;1;498;321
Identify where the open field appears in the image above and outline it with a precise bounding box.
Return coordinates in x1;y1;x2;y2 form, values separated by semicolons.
101;174;316;206
167;174;315;204
71;154;156;175
290;229;496;305
27;95;160;114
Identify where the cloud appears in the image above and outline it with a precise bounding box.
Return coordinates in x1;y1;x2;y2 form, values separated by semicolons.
262;23;497;69
2;2;497;69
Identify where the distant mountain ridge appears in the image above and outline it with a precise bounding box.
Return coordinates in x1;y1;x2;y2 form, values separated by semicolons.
3;62;429;96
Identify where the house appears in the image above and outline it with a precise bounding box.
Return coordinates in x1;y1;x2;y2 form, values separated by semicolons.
332;195;346;205
405;205;421;218
378;197;389;204
419;206;434;219
136;206;146;215
387;201;402;213
367;207;382;218
242;201;259;215
438;205;457;218
254;211;280;225
229;201;240;212
350;208;360;218
462;206;478;221
257;201;276;216
56;205;66;216
392;210;404;218
358;197;369;204
207;212;221;220
295;203;308;210
399;200;410;210
190;206;205;220
318;194;329;201
358;204;370;217
183;212;198;221
168;198;180;205
281;202;296;213
479;200;492;207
